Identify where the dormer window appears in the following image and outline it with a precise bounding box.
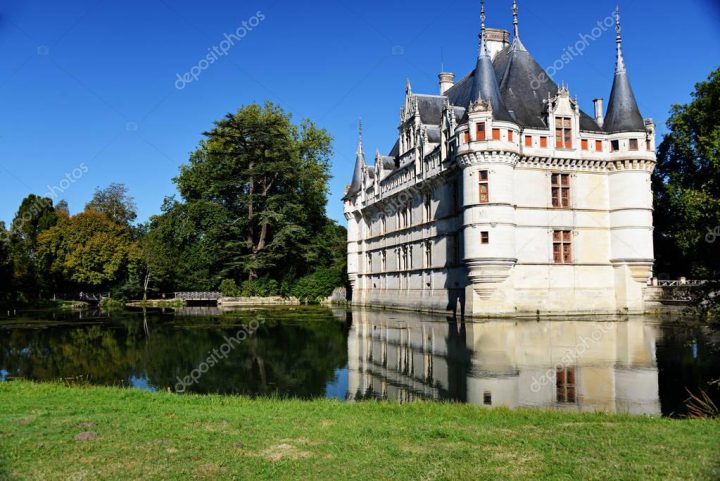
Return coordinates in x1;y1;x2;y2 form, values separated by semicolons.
476;123;486;141
555;117;572;149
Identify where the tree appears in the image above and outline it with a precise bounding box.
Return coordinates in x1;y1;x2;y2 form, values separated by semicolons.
86;183;138;226
37;210;140;291
173;102;333;282
0;223;13;305
8;195;60;298
653;68;720;279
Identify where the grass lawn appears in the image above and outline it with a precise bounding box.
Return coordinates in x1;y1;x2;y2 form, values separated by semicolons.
0;382;719;481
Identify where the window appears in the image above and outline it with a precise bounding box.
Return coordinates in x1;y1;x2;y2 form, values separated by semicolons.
551;173;571;208
508;130;514;142
553;230;573;264
483;391;492;406
540;136;548;148
595;140;603;152
647;139;653;151
463;131;470;144
492;128;501;141
424;193;432;222
478;170;489;204
481;232;490;244
408;246;413;270
525;135;533;147
629;139;639;151
555;116;572;149
407;206;413;226
476;122;486;141
611;140;619;152
424;241;432;269
581;139;589;151
396;248;401;271
401;247;408;271
556;368;576;403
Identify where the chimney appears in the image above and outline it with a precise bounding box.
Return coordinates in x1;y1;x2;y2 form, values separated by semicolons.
439;72;455;95
593;98;604;127
485;28;510;60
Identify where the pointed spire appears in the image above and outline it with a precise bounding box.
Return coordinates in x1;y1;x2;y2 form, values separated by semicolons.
344;119;366;200
469;0;513;121
614;6;626;73
405;79;412;95
604;6;645;133
513;0;519;40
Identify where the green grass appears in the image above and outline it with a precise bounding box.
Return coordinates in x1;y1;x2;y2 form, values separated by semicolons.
0;382;719;481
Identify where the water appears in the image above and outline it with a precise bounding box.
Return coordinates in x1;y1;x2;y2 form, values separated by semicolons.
0;306;718;417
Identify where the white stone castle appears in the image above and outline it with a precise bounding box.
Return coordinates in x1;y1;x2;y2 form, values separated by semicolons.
343;2;656;317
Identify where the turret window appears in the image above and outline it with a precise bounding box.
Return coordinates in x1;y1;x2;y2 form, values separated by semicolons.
492;128;501;141
540;136;548;148
463;131;470;144
555;117;572;149
611;140;619;152
595;140;603;152
478;170;489;204
476;123;486;141
508;130;514;142
551;174;571;208
581;139;589;151
553;231;573;264
481;232;490;244
629;139;639;151
525;135;533;147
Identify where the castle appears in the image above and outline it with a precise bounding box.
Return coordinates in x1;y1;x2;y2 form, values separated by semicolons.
343;2;656;317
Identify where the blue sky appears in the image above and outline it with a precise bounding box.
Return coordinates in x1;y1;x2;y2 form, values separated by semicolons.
1;0;718;226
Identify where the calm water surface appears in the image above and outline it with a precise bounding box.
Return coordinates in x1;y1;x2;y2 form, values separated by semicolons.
1;306;718;417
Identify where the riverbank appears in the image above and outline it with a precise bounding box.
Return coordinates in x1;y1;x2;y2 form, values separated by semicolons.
0;382;718;480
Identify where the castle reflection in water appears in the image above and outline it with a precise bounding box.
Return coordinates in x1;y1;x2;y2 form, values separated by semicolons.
345;309;660;415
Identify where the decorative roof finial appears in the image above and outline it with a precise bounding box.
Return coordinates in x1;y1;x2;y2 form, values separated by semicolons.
358;118;363;153
478;0;489;57
405;78;412;95
513;0;520;40
615;5;626;73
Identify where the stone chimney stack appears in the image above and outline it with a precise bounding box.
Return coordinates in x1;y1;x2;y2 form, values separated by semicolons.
439;72;455;95
485;28;510;60
593;98;604;127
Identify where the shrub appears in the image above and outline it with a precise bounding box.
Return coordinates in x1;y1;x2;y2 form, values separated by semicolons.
219;279;242;297
290;267;343;304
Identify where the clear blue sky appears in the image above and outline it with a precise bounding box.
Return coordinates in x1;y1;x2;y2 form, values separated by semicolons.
1;0;718;227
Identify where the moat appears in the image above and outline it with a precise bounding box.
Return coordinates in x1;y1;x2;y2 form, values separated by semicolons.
1;307;718;418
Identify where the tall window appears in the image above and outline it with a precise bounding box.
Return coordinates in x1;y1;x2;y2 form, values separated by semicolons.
476;122;486;141
381;215;386;235
401;247;408;271
508;130;514;142
396;248;401;271
381;250;387;272
424;241;432;269
556;368;576;403
478;170;489;204
551;173;570;208
555;117;572;149
553;230;573;264
424;193;432;222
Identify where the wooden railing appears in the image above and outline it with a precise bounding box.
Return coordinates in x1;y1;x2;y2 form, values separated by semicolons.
174;292;223;301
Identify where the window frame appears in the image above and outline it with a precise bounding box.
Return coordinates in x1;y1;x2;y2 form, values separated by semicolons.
478;170;489;204
481;231;490;245
476;122;486;141
555;116;573;149
525;135;533;147
551;173;571;209
492;128;501;141
553;230;573;264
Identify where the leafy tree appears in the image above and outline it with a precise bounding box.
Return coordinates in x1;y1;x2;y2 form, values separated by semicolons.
37;210;140;291
174;102;333;282
8;195;60;298
86;183;138;226
0;223;13;305
653;68;720;279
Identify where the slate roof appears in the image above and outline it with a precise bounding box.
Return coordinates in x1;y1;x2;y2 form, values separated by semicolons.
604;62;645;133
